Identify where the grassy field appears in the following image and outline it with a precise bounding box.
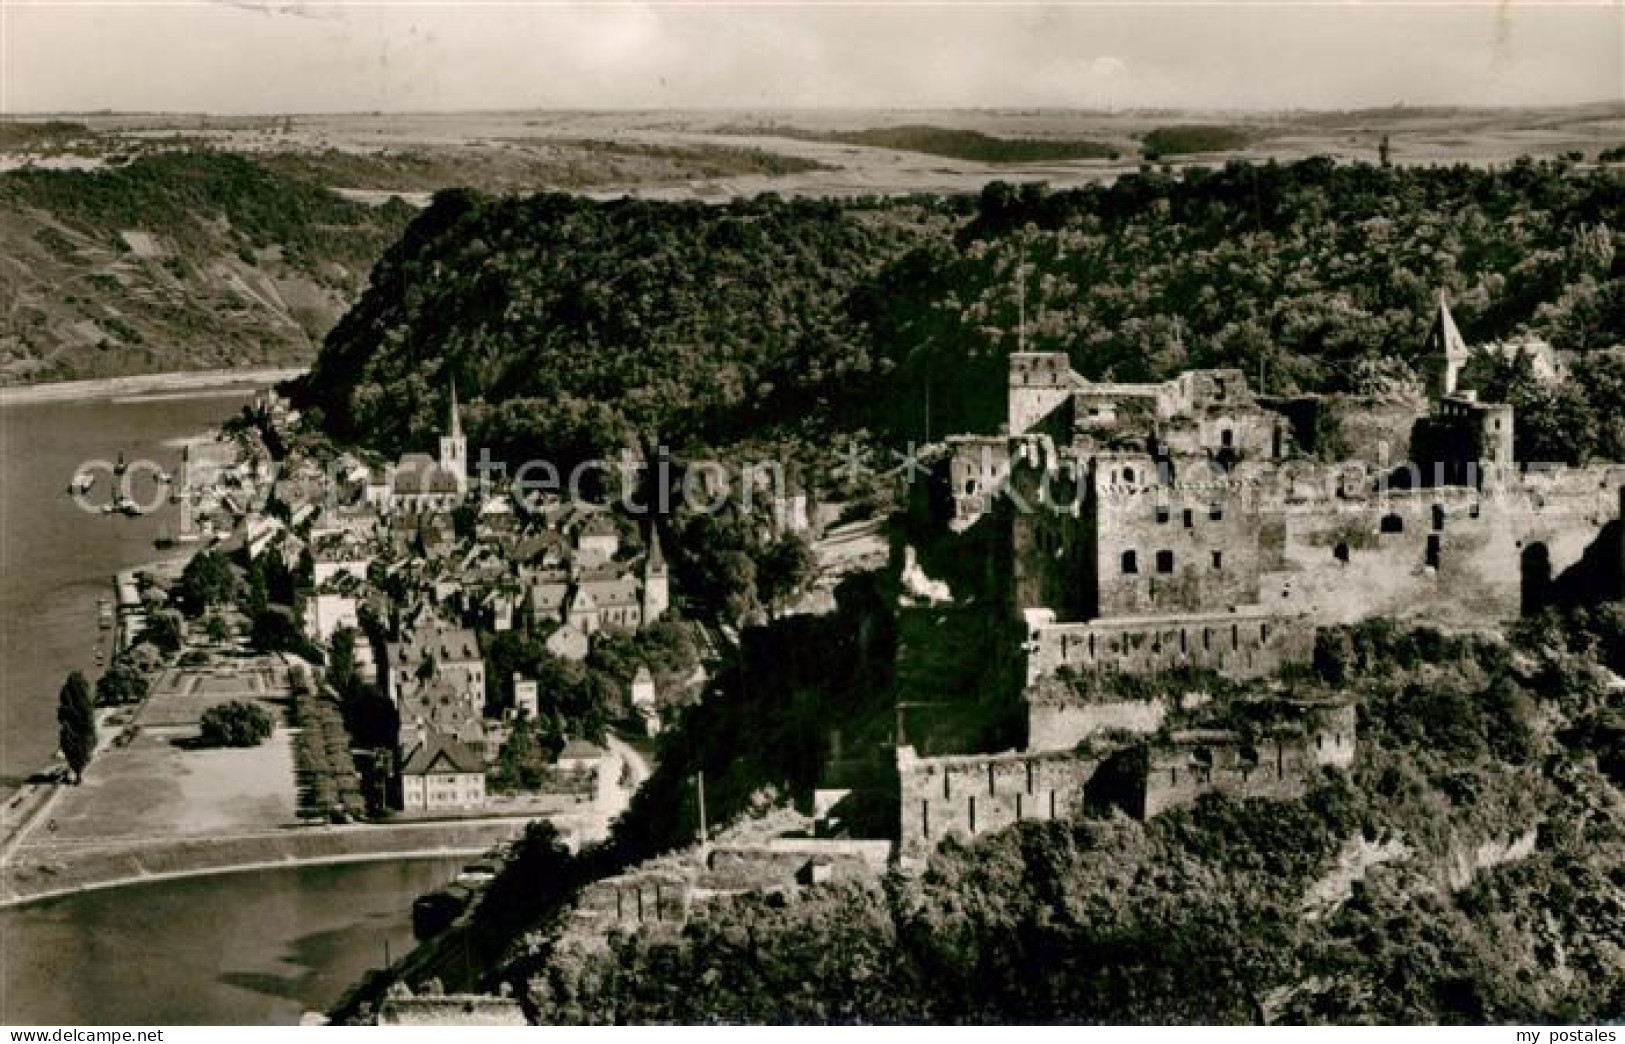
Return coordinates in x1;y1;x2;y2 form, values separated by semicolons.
45;662;300;842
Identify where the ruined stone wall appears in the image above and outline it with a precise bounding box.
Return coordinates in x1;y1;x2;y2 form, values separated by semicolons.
1265;470;1624;627
1132;708;1355;818
1010;500;1088;619
1323;395;1428;466
1027;695;1165;752
1091;470;1267;619
897;746;1101;855
702;842;890;890
570;869;691;932
946;436;1011;532
1007;440;1090;617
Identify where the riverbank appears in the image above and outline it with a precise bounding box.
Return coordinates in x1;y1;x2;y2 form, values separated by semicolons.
0;366;306;406
0;816;547;908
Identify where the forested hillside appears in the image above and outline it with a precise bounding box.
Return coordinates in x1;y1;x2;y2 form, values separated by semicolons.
0;152;413;382
303;158;1625;466
0;138;827;385
523;610;1625;1024
301;190;959;465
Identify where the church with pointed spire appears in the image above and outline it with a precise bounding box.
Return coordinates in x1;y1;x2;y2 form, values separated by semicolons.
439;379;469;495
1423;290;1472;398
385;377;474;515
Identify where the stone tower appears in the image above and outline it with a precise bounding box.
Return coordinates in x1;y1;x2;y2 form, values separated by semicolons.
642;529;670;624
1008;352;1075;435
439;379;468;494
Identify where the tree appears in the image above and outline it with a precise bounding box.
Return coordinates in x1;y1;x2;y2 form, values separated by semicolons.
95;661;149;706
492;720;553;791
204;614;230;643
143;611;183;654
328;626;358;694
251;604;301;653
756;534;816;612
57;671;96;782
198;700;274;747
340;680;400;751
177;550;235;615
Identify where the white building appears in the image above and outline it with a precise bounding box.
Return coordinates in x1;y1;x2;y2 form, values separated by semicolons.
630;665;660;736
306;592;359;642
399;736;486;811
513;675;538;719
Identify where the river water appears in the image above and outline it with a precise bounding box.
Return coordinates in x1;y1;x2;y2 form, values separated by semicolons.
0;859;462;1024
0;386;457;1024
0;390;245;785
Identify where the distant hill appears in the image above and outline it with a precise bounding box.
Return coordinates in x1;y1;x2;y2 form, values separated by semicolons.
0;140;826;386
814;124;1120;163
1142;123;1260;157
725;122;1122;163
0;151;412;384
297;189;954;465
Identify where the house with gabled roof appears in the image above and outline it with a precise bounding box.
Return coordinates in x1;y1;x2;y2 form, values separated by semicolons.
399;735;486;811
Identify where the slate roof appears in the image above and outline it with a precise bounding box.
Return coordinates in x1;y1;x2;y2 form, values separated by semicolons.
393;453;462;496
400;735;483;776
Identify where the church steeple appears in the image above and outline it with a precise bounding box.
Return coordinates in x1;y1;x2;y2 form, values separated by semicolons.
438;376;468;494
642;527;670;624
1424;290;1471;398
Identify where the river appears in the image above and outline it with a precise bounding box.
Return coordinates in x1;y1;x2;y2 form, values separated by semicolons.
0;389;251;786
0;859;462;1024
0;383;454;1024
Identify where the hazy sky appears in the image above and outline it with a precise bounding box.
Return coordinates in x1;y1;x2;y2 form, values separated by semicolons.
2;1;1620;113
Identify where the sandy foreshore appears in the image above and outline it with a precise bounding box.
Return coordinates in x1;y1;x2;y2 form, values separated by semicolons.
0;366;308;406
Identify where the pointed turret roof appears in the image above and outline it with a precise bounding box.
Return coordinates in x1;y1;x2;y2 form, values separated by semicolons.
645;527;667;572
1431;291;1470;362
447;378;463;439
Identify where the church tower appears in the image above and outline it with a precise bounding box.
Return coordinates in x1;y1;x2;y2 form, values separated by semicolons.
439;379;468;494
1423;291;1471;399
642;528;670;624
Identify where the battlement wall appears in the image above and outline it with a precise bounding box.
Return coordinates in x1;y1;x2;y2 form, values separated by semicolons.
1131;710;1355;817
898;698;1355;853
897;746;1101;855
1025;610;1316;682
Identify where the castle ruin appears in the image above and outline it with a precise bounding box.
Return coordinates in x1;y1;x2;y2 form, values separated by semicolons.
879;295;1625;855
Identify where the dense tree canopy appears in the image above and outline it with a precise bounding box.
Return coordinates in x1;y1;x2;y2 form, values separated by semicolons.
198;700;275;748
526;612;1625;1024
299;159;1625;467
